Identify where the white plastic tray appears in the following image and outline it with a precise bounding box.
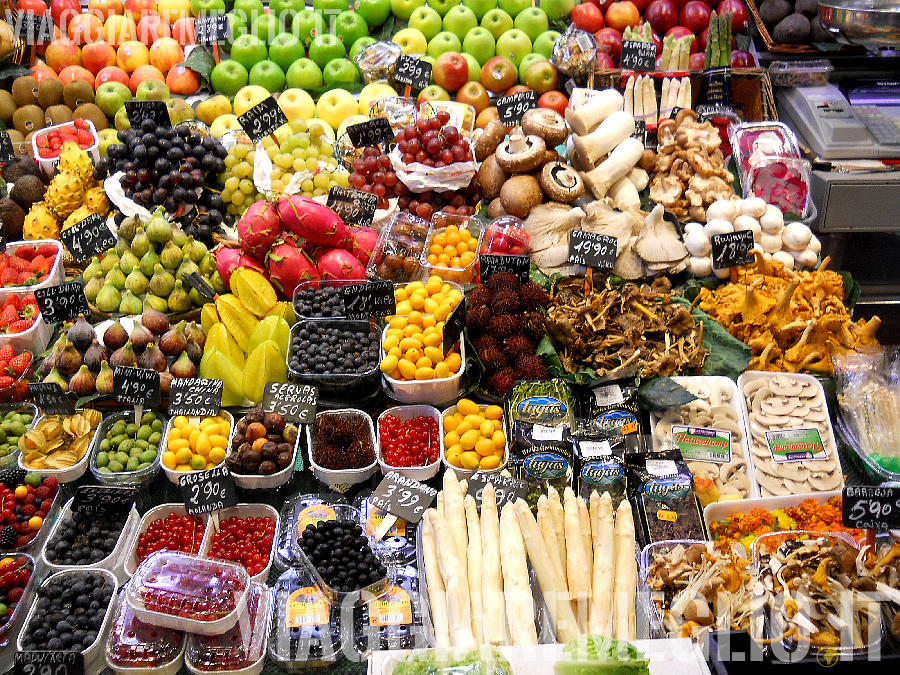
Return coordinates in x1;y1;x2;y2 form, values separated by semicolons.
198;503;280;584
32;120;100;179
0;401;38;469
0;289;52;355
90;409;166;487
307;409;377;489
230;417;299;491
380;324;465;406
439;402;509;479
123;504;213;578
18;408;104;483
376;405;441;481
160;411;235;485
0;240;65;298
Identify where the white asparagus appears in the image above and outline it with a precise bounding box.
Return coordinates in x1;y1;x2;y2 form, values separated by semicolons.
537;495;566;580
547;486;566;578
624;75;635;117
680;38;693;71
659;78;671;120
442;470;469;587
480;483;509;646
678;77;692;109
644;76;658;126
421;511;452;647
437;492;443;514
464;495;484;644
564;487;590;632
665;77;680;114
499;502;538;646
588;492;615;635
429;509;477;648
633;76;644;119
577;496;592;596
613;500;637;641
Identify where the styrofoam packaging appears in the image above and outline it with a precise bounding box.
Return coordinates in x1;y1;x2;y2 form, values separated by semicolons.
90;410;166;487
0;554;36;642
160;410;235;485
105;591;186;675
32;120;100;179
123;504;212;578
0;304;52;355
198;503;280;584
0;402;38;469
0;240;65;298
439;402;509;480
230;414;299;491
376;405;441;480
18;408;104;483
307;409;377;488
125;551;251;636
380;324;465;405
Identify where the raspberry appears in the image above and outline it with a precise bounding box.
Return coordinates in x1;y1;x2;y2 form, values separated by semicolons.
14;534;30;548
34;485;49;499
40;500;52;513
21;504;35;517
42;476;58;491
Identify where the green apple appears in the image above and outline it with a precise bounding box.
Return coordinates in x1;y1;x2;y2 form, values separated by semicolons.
114;107;130;131
462;0;495;21
191;0;225;17
461;25;494;65
517;52;545;76
392;27;428;54
532;29;560;58
286;57;323;89
98;128;119;156
539;0;573;21
135;79;170;100
312;0;347;15
268;33;303;73
462;52;480;80
229;34;268;72
323;58;360;86
442;4;476;40
210;114;242;138
248;59;285;92
426;31;461;58
278;88;316;121
389;0;425;20
233;0;264;20
292;9;324;47
408;5;442;41
427;0;460;17
349;36;376;60
210;59;249;96
333;10;368;48
224;12;247;50
416;84;450;106
420;54;436;70
497;0;528;18
250;12;282;43
269;0;304;23
480;8;512;40
354;0;390;26
95;81;132;117
495;28;531;67
308;33;346;69
166;98;195;125
513;6;547;42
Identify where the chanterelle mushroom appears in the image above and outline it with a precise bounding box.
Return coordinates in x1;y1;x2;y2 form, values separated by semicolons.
494;132;546;173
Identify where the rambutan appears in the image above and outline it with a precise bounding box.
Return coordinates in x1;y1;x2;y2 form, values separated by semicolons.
503;335;534;362
485;271;520;293
478;344;508;373
466;304;491;334
487;367;518;397
516;354;548;380
467;285;492;309
521;312;547;342
487;313;521;338
520;281;550;310
474;335;499;355
491;289;521;314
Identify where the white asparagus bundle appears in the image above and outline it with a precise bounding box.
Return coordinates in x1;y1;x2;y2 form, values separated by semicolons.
643;76;658;126
564;488;591;631
659;78;671;120
421;511;451;647
613;500;637;641
429;508;477;649
588;491;615;635
480;483;509;646
537;495;566;580
499;502;538;646
577;496;593;597
442;470;469;589
464;495;484;644
547;486;566;580
624;75;635;117
677;77;692;109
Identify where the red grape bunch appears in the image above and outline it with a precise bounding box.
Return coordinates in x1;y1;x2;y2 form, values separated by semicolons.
395;111;474;168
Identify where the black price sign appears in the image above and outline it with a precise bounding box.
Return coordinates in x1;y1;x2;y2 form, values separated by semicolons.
238;96;288;144
28;382;75;416
842;486;900;532
71;485;138;514
195;13;229;43
711;230;754;269
620;40;657;71
370;471;438;524
0;131;14;162
113;366;160;407
346;117;393;148
15;651;84;675
327;186;377;228
60;212;116;265
497;90;537;126
631;119;648;145
394;54;431;90
442;300;465;357
702;66;732;107
467;472;526;510
568;231;617;269
479;253;530;284
16;12;53;42
168;377;223;418
125;100;171;130
35;282;90;324
261;382;318;424
341;281;395;320
179;465;237;515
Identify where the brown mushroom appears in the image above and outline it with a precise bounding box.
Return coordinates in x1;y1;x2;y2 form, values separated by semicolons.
539;161;583;203
487;198;507;219
473;119;506;161
494;132;546;173
476;154;507;200
521;107;567;147
500;174;542;218
683;598;714;626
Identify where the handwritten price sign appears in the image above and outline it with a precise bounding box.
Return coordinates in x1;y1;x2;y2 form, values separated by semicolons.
326;186;378;229
237;96;289;144
842;486;900;531
568;231;617;269
341;281;395;320
497;90;537;126
60;213;116;265
711;230;754;269
346;118;394;148
262;382;318;424
370;471;437;523
620;40;657;71
179;465;237;515
393;54;431;89
113;367;160;407
467;472;525;509
168;377;223;418
15;652;83;675
34;282;90;324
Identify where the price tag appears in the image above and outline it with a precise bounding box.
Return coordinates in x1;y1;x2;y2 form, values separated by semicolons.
15;652;84;675
370;471;437;524
765;427;827;463
238;96;289;144
178;465;237;515
71;485;137;514
113;366;160;407
702;66;732;107
326;186;377;229
479;253;530;284
346;117;394;149
194;13;229;43
16;12;53;42
341;281;395;320
442;300;465;357
620;39;657;71
842;486;900;532
466;472;526;509
568;231;617;269
60;212;116;265
28;382;75;416
0;131;14;162
168;377;223;418
261;382;318;424
125;100;171;130
497;90;537;126
393;54;431;90
631;120;648;145
711;230;754;269
34;282;90;324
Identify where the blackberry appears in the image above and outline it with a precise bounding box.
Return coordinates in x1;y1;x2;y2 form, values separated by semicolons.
0;525;16;548
0;469;25;489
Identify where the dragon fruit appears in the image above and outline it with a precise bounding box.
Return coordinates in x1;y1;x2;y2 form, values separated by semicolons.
276;195;352;249
265;234;320;298
348;226;378;266
316;247;367;281
237;200;282;259
213;245;267;289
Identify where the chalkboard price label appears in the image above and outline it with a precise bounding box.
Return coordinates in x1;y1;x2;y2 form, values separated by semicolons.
125;100;171;130
341;281;395;320
711;230;754;269
346;117;394;149
326;186;377;229
620;40;657;72
497;90;537;126
393;55;431;90
35;282;90;324
16;12;53;42
479;253;530;284
442;300;465;357
168;377;223;418
238;96;288;144
60;213;116;265
261;382;318;424
15;651;84;675
702;66;733;107
568;231;617;269
842;486;900;532
113;366;160;407
28;382;75;416
370;471;438;524
0;131;14;162
195;13;229;43
71;485;138;514
467;472;526;510
179;465;237;515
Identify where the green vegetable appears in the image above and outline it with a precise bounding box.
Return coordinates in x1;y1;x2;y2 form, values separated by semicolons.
708;11;719;70
638;376;698;411
718;11;730;66
555;635;650;675
393;648;514;675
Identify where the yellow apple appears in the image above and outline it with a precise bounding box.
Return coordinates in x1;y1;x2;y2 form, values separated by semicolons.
315;89;358;132
157;0;190;23
337;114;368;139
209;114;242;138
233;84;271;116
277;88;315;123
359;82;398;115
392;27;428;55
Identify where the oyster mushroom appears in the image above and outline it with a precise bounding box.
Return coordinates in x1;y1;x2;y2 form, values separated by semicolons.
494;132;546;173
521;107;568;147
539;162;584;203
500;174;543;219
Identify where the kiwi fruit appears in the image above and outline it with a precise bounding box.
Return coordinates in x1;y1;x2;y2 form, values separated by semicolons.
63;81;94;110
5;129;25;145
45;104;74;127
0;199;25;242
0;155;40;183
74;103;107;132
10;174;45;211
12;105;44;136
37;78;64;109
759;0;793;25
11;76;39;107
0;91;14;124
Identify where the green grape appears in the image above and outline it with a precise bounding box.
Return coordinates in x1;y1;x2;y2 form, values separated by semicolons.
224;176;240;192
300;179;314;192
261;137;274;149
234;162;251;179
290;119;308;133
233;145;249;159
266;146;278;159
231;191;246;206
239;179;254;195
302;191;314;198
247;151;256;164
291;148;306;160
298;135;311;149
271;167;283;180
313;173;330;189
283;137;300;153
271;179;285;192
276;153;294;169
306;147;319;160
313;187;326;196
292;157;306;171
334;171;350;188
221;188;233;202
305;157;317;171
283;171;295;184
224;155;239;169
319;144;334;158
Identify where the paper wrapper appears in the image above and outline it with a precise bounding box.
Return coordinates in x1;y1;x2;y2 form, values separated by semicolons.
389;142;477;194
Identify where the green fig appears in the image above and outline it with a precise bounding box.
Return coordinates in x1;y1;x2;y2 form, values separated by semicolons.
144;294;169;313
83;270;105;304
95;281;121;313
150;264;175;297
83;256;101;281
119;290;143;315
119;250;140;275
115;236;129;257
106;263;126;291
140;248;160;277
118;216;139;243
160;240;184;270
99;251;120;274
172;228;188;248
167;280;191;313
131;227;151;258
145;210;173;244
125;268;149;296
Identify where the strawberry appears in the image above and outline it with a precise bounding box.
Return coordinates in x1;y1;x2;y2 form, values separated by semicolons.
2;295;18;311
9;257;29;273
29;256;49;275
76;129;93;145
73;119;88;130
0;305;17;328
0;345;15;361
8;353;31;377
35;244;57;258
12;247;34;262
12;380;27;401
0;269;16;286
0;376;15;388
6;320;33;334
35;136;49;148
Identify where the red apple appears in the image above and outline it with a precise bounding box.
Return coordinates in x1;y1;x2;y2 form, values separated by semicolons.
644;0;677;35
136;12;170;42
44;38;81;72
680;1;711;33
505;84;530;96
688;51;705;69
31;64;57;82
595;52;614;68
81;41;117;74
571;2;604;32
456;81;490;115
538;90;568;116
16;0;49;14
433;51;468;93
480;55;516;94
129;63;163;93
594;27;622;62
166;64;199;94
59;64;95;87
730;49;753;66
522;61;559;95
717;0;749;32
123;0;155;20
665;25;699;51
49;0;80;28
171;16;194;45
88;0;124;20
604;0;640;32
95;64;129;86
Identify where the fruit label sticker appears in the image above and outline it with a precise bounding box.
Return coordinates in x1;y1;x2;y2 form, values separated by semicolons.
71;485;138;514
113;366;161;408
15;651;84;675
346;117;393;149
711;230;754;269
327;186;378;229
368;585;413;626
671;425;732;464
238;96;289;144
766;427;827;463
262;382;318;424
442;300;466;357
296;504;336;534
35;282;90;324
497;90;537;126
467;472;526;510
60;213;116;265
568;230;617;269
362;499;405;538
124;100;171;130
394;55;432;90
195;14;230;44
370;471;437;524
0;131;14;163
620;40;657;72
28;382;75;416
15;12;52;42
287;587;329;627
341;280;395;320
168;377;223;418
179;464;237;515
479;253;530;284
842;486;900;532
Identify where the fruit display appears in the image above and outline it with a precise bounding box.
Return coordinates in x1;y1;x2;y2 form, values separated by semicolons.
379;310;463;383
0;348;35;406
390;276;463;321
0;555;34;631
3;75;107;144
206;514;277;577
296;518;387;593
288;322;380;378
106;594;186;670
441;398;506;471
226;408;298;477
93;411;163;476
0;471;59;550
378;412;440;468
134;512;206;564
0;408;36;464
43;501;131;565
0;243;61;288
18;410;102;474
161;414;231;474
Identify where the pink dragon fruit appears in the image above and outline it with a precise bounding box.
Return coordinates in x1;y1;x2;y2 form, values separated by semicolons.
276;195;352;249
316;247;367;281
265;234;320;298
237;200;282;259
213;245;267;289
348;226;378;266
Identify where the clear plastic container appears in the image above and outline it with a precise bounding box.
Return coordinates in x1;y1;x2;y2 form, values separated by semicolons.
0;402;38;469
18;408;104;483
480;216;531;256
350;565;427;654
0;476;62;556
31;120;100;179
229;412;300;491
89;410;166;487
274;494;348;572
307;409;378;489
376;405;442;481
0;240;65;296
105;590;186;675
420;212;484;284
385;280;463;321
356;495;416;565
418;101;476;138
125;551;251;635
366;213;431;283
439;402;509;479
745;155;812;218
380;325;465;406
729;121;801;185
124;504;211;578
0;293;52;356
768;60;834;88
159;411;234;485
291;279;357;320
0;554;36;641
354;40;402;86
198;503;279;584
186;582;272;675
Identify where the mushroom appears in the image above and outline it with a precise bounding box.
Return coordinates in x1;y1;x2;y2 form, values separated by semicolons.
473;119;506;161
572;110;636;165
494;132;546;173
475;154;507;200
500;174;543;218
487;198;507;219
539;162;584;203
564;89;623;135
521;107;567;147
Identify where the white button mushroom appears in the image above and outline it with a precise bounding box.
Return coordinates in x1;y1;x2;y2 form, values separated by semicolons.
808;234;821;254
713;266;731;279
760;232;782;253
704;219;735;237
760;204;784;234
791;248;819;268
739;197;767;218
772;250;795;271
684;230;711;256
683;221;705;236
733;215;762;242
752;243;764;255
781;222;812;251
688;256;713;277
705;199;738;223
763;252;773;260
